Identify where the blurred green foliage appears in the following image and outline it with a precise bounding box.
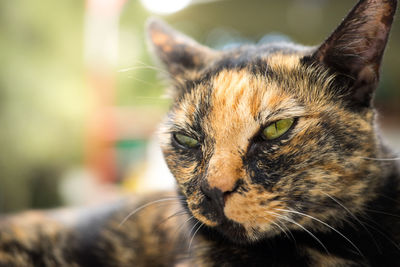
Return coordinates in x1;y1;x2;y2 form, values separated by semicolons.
0;0;398;212
0;0;85;211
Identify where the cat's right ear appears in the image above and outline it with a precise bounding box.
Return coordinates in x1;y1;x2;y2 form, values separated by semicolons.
147;18;217;82
304;0;397;110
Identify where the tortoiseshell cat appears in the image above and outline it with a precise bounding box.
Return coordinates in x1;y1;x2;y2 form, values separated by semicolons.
1;0;399;266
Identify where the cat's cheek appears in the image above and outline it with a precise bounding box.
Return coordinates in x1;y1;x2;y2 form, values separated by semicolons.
189;206;218;227
192;214;218;227
162;151;198;184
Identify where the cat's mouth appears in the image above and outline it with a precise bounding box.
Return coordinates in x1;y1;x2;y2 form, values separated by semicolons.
190;211;280;245
182;191;285;244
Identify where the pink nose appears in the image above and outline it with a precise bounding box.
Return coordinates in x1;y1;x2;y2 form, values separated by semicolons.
206;151;243;193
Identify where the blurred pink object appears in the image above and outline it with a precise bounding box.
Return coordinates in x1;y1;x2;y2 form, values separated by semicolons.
84;0;127;183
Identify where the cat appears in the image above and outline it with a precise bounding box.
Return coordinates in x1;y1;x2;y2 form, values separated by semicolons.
1;0;399;266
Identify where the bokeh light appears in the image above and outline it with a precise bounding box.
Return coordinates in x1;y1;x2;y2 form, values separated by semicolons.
139;0;191;14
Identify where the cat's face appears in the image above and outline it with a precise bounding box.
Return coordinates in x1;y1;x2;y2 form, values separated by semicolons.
149;0;397;243
158;53;381;243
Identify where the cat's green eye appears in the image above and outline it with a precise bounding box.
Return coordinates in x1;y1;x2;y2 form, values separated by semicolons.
174;133;199;148
263;118;295;140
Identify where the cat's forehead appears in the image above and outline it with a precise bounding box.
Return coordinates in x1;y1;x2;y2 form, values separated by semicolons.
209;57;302;122
171;53;329;144
174;53;326;121
206;70;303;149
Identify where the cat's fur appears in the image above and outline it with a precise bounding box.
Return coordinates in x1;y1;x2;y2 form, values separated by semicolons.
1;0;399;266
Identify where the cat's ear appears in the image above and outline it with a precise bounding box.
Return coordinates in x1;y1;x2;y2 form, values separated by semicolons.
147;18;217;80
305;0;397;109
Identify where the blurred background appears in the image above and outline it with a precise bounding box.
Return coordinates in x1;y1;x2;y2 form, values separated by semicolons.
0;0;399;213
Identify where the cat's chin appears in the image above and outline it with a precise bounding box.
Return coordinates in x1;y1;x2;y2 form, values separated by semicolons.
197;218;277;245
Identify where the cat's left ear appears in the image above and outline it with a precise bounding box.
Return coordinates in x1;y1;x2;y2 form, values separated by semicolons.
147;18;217;80
305;0;397;109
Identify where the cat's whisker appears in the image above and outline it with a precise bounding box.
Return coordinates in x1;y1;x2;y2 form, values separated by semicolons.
356;214;400;253
248;213;293;241
275;208;364;258
153;209;189;231
359;156;400;161
322;192;382;254
117;61;190;86
132;96;169;100
266;211;329;255
378;194;400;205
267;217;294;241
364;208;400;219
188;222;205;251
118;197;183;227
126;75;160;86
118;64;184;85
172;215;196;243
275;218;297;244
187;220;202;251
133;59;170;74
117;65;168;75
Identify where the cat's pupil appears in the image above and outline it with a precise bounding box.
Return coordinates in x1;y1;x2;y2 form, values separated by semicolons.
262;118;294;140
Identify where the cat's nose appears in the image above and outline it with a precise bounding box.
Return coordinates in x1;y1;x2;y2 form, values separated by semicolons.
200;180;239;210
200;181;225;210
206;151;244;194
199;179;241;223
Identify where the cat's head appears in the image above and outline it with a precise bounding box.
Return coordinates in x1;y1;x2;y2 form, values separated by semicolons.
148;0;397;243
